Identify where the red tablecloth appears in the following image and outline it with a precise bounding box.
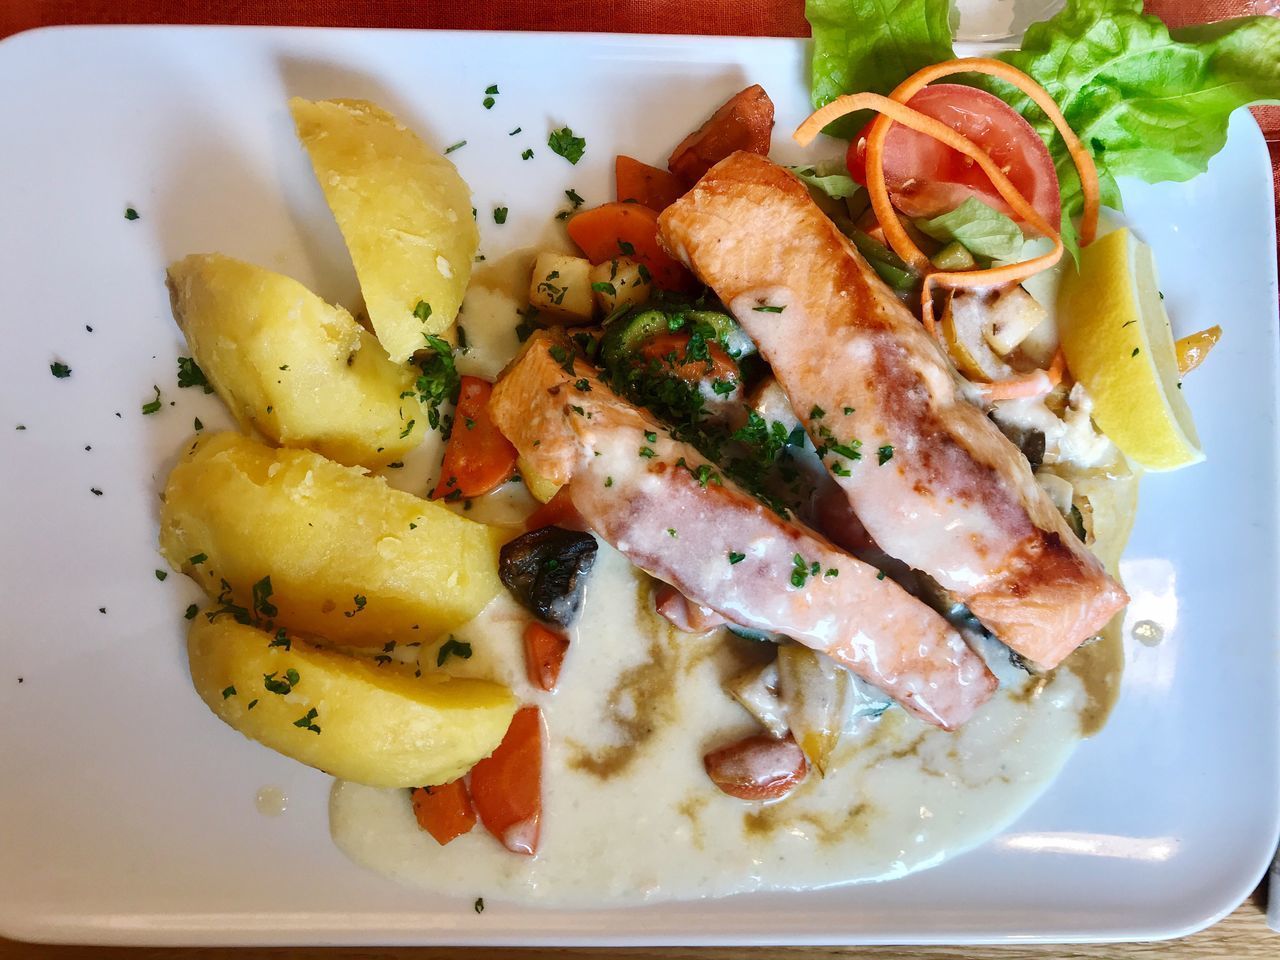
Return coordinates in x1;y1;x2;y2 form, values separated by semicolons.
3;1;1277;261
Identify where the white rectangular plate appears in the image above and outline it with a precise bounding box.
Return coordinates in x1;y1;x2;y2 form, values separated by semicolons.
0;25;1277;947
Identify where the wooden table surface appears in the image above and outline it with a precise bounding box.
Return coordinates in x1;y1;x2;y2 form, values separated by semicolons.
0;884;1270;959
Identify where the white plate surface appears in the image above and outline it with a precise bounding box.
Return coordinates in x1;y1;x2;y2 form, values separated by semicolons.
0;24;1277;947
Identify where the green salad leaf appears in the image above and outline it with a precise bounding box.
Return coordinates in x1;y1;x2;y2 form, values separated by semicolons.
998;0;1280;185
787;161;862;199
807;0;955;138
913;196;1024;260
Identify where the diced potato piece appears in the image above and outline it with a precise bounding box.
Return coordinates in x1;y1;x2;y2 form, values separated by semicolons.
529;252;594;324
188;617;516;787
517;455;562;504
588;257;652;315
166;254;425;470
289;98;478;363
983;285;1048;356
159;432;504;647
943;290;1015;382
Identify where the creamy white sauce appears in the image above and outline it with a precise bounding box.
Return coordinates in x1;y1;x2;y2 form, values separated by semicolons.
331;547;1087;906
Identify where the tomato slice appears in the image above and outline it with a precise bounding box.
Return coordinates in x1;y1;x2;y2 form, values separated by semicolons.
846;84;1060;232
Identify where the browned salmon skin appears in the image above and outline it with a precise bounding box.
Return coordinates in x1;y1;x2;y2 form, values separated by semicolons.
490;335;996;729
658;151;1127;670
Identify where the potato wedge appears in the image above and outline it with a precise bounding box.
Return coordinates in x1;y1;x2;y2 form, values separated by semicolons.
289;98;479;363
188;617;516;787
167;253;425;469
517;455;562;504
160;432;503;646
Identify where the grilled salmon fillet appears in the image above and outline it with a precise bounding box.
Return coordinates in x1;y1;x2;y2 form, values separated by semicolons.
489;335;996;729
658;152;1128;670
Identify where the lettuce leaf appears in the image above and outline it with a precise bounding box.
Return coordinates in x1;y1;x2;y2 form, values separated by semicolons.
913;196;1025;260
807;0;954;138
998;1;1280;185
788;161;862;199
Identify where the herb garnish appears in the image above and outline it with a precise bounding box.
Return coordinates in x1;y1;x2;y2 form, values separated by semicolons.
548;127;586;164
263;669;300;696
293;707;321;734
493;206;509;224
877;444;894;465
343;594;367;618
125;207;140;220
444;140;466;154
728;551;746;564
139;385;162;414
221;686;236;699
436;636;473;666
177;356;213;392
50;361;71;379
415;335;461;438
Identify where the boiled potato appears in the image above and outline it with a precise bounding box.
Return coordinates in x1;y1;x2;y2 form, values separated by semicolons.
290;98;478;363
517;454;562;504
188;616;516;787
160;432;503;646
167;254;425;469
529;252;594;323
589;257;651;315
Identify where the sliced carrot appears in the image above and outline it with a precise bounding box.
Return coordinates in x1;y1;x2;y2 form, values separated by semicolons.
567;202;696;292
470;705;543;856
668;84;774;185
703;732;807;802
616;155;685;212
525;486;587;532
432;375;518;500
523;622;570;692
638;332;739;384
975;349;1065;402
410;779;476;846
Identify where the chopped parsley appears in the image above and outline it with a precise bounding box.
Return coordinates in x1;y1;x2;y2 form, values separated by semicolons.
537;270;566;305
485;84;499;95
436;636;473;666
221;686;236;699
493;206;509;224
50;361;71;379
728;551;746;565
877;444;894;465
644;431;657;442
667;528;678;538
400;419;416;439
154;569;168;582
831;461;851;477
188;552;207;566
843;406;855;415
574;378;591;392
1131;347;1140;357
638;446;655;458
415;335;460;438
790;553;821;589
444;140;466;154
482;96;495;109
753;304;785;313
474;897;485;914
548;343;576;375
247;699;259;710
617;240;635;256
184;604;199;620
251;575;278;620
810;405;825;420
141;385;163;415
263;668;299;695
124;207;139;220
177;356;213;392
343;594;367;618
293;707;321;734
508;127;521;136
193;417;204;431
592;281;616;296
90;487;103;496
268;630;291;651
413;300;433;323
711;379;735;396
548;126;586;165
565;188;584;209
604;476;613;487
521;148;534;160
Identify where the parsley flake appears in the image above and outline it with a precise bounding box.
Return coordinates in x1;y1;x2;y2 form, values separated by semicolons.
436;636;473;666
293;707;321;734
50;361;71;379
548;126;586;165
728;551;746;565
444;140;466;155
877;444;894;465
125;207;140;220
493;206;509;224
413;300;433;323
221;685;236;699
753;304;785;313
177;356;213;392
141;385;163;415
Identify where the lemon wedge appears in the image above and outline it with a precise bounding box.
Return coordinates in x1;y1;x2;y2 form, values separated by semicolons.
1057;228;1203;471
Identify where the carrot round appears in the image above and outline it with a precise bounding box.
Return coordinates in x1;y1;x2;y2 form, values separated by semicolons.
567;202;696;291
432;375;518;500
410;779;476;846
523;622;570;692
469;705;543;856
615;155;685;212
638;332;739;384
